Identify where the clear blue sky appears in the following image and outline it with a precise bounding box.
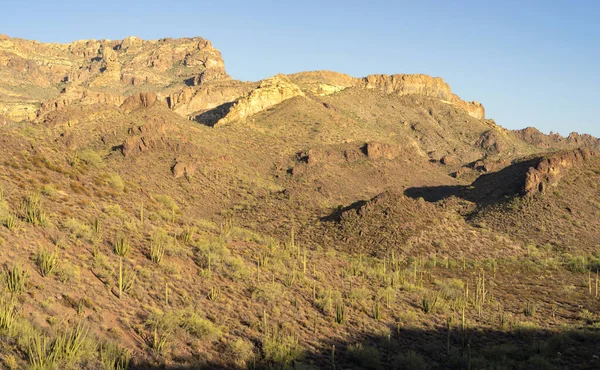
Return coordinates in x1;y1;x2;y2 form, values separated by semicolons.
2;0;599;136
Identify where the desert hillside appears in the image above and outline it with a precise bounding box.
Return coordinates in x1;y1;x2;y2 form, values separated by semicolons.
0;35;599;370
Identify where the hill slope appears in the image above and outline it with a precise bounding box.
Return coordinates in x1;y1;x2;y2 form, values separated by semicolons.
0;35;599;370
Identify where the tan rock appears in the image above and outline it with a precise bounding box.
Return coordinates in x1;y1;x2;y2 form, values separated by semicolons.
523;148;596;195
365;142;399;160
215;74;304;126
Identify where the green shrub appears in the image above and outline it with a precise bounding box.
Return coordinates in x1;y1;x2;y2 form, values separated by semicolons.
51;323;89;362
3;213;18;230
0;295;17;331
108;174;125;192
227;338;254;365
150;236;167;264
100;341;130;370
564;254;588;273
523;301;537;317
421;292;440;314
181;313;222;340
36;249;60;277
347;343;381;370
262;327;302;366
393;350;426;370
4;264;28;293
21;193;47;226
78;149;103;168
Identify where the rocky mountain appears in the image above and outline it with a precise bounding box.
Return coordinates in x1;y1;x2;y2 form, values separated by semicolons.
1;35;599;370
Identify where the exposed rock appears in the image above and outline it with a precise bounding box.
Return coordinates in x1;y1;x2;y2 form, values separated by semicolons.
514;127;600;149
473;160;486;171
120;92;160;112
301;148;346;166
121;122;169;157
290;71;485;119
476;130;505;154
365;142;400;160
172;159;197;179
440;155;457;166
38;87;125;118
523;148;595;195
452;167;472;178
215;75;304;126
357;74;485;119
0;35;229;120
165;81;254;118
344;148;364;163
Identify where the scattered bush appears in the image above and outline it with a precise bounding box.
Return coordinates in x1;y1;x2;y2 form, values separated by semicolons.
393;350;427;370
3;264;28;293
36;249;60;277
347;343;381;370
227;338;254;366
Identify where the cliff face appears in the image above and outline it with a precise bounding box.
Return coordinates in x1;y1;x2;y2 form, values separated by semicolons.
523;148;596;195
358;74;485;120
514;127;600;148
215;74;304;126
0;34;229;122
290;71;485;119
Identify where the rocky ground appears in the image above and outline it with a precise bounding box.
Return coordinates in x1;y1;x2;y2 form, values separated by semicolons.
0;35;599;370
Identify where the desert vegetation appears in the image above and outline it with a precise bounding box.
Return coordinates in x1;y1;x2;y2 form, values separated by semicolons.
0;34;599;369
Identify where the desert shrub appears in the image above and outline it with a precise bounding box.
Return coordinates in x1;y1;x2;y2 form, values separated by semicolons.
513;321;539;335
262;327;302;366
100;341;130;370
145;310;178;355
346;286;371;305
63;218;93;241
435;278;464;301
40;184;58;197
227;338;254;365
523;301;537;317
0;295;17;331
393;350;427;370
155;194;179;212
421;292;440;314
51;323;90;363
564;254;588;273
107;174;125;192
181;313;222;340
397;310;418;327
3;264;28;294
524;355;557;370
224;256;250;281
36;249;60;277
21;193;47;226
347;343;381;370
150;231;170;264
3;213;18;230
78;149;103;168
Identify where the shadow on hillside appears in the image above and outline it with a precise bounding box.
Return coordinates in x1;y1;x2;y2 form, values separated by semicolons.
320;199;368;222
405;158;539;206
193;102;235;127
130;324;600;369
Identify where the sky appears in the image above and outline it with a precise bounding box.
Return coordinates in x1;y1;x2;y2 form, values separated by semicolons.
1;0;599;136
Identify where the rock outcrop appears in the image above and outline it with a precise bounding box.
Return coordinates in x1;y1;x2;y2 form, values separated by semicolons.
0;35;229;121
364;142;400;160
120;92;161;113
514;127;600;149
523;148;595;195
357;74;485;119
215;74;304;125
290;71;485;119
